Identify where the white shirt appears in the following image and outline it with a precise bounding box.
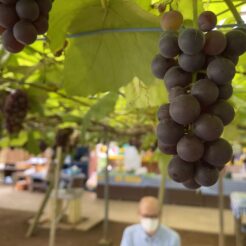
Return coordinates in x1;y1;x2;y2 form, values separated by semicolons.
124;146;141;171
121;224;181;246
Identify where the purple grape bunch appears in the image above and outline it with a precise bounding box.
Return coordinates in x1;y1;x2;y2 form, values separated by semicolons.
152;10;246;189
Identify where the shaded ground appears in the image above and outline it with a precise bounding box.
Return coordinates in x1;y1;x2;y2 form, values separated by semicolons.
0;209;237;246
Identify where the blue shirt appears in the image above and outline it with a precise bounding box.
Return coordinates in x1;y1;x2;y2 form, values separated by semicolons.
120;224;181;246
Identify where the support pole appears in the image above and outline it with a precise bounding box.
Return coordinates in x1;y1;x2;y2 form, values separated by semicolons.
49;146;63;246
218;172;225;246
103;142;110;239
235;216;242;246
158;162;166;222
26;183;53;237
99;141;112;246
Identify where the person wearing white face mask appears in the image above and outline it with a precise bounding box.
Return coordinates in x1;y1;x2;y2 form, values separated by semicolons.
120;196;181;246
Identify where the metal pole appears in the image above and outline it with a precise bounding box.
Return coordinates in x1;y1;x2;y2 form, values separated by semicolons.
26;183;53;237
218;172;225;246
99;141;112;246
235;216;242;246
103;142;110;238
49;146;63;246
158;163;166;222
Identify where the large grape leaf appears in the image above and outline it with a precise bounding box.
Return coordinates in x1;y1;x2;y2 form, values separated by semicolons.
48;0;160;96
63;32;160;96
83;91;119;129
124;78;168;108
26;87;48;115
48;0;96;52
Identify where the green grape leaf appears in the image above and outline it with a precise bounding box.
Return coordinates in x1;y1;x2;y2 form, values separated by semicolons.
10;131;28;146
223;124;240;142
49;0;160;96
83;91;119;129
26;87;48;115
48;0;96;52
25;131;42;155
0;131;28;148
124;78;168;108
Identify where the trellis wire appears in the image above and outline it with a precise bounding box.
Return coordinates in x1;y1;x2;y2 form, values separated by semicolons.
37;23;246;41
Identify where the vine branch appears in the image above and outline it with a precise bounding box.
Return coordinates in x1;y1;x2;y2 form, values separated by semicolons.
25;114;154;138
193;0;198;28
101;0;107;9
90;120;154;137
224;0;244;24
217;2;245;17
0;77;91;107
22;82;91;107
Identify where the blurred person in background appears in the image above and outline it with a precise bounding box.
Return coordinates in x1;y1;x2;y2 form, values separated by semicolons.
86;145;98;190
123;137;142;172
240;147;246;169
121;196;180;246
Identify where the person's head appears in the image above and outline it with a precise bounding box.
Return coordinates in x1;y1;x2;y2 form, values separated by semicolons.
129;136;142;150
39;140;48;153
139;196;160;236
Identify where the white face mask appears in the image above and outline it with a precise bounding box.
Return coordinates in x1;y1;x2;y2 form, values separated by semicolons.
140;217;159;234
